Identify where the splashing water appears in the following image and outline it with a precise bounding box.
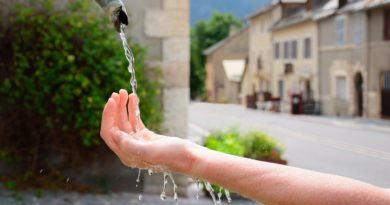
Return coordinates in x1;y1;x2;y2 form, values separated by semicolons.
66;178;70;183
138;194;143;200
148;169;154;176
217;191;222;205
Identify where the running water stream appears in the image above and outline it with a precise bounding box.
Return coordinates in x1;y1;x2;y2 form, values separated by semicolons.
118;23;232;205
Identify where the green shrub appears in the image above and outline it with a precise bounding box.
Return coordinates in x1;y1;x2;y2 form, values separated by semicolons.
204;127;245;157
241;130;284;160
0;0;162;173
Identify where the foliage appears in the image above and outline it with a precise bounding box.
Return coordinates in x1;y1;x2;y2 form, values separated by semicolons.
204;127;284;160
190;11;243;100
0;0;162;180
241;130;284;160
204;127;245;157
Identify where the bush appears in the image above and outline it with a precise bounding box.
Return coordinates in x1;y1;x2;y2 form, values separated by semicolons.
204;127;245;157
0;0;162;179
204;127;284;160
241;130;284;160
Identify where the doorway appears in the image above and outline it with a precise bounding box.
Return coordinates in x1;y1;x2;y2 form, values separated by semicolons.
354;72;363;117
381;71;390;117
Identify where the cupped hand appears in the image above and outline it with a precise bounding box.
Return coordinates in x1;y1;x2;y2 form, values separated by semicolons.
100;89;193;173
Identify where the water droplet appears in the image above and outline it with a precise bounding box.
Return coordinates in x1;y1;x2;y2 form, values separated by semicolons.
138;194;142;200
39;169;43;174
66;178;70;183
148;169;153;176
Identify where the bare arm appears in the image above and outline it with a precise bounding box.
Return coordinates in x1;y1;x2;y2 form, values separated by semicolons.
101;90;390;205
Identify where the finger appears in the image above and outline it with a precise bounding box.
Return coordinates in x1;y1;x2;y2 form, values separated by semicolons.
101;98;121;153
119;89;132;132
111;92;120;106
128;94;145;131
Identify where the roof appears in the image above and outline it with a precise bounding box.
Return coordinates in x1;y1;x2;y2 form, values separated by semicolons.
271;10;312;30
246;0;306;20
203;27;249;56
313;0;390;20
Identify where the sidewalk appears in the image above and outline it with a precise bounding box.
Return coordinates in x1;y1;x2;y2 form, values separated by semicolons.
0;190;259;205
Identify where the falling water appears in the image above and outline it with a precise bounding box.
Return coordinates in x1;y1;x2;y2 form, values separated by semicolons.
168;172;179;205
160;172;169;200
195;179;200;199
118;22;230;205
204;181;217;205
225;189;232;203
119;24;137;94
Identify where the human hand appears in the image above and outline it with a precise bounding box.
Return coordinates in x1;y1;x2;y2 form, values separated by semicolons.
100;89;194;173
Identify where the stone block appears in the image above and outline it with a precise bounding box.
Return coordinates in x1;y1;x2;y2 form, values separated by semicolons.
145;10;189;38
162;88;189;137
162;62;190;88
163;37;190;62
163;0;189;9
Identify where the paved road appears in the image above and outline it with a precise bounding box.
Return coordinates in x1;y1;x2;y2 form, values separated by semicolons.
188;102;390;188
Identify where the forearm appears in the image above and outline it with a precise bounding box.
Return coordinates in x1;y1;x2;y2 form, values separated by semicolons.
175;141;390;205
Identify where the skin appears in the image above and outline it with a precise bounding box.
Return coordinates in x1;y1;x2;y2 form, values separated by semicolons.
100;89;390;205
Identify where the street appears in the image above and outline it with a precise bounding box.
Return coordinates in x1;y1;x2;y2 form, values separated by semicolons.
188;102;390;188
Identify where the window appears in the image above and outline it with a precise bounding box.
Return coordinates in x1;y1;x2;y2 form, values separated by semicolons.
336;76;347;100
278;80;284;98
274;42;280;59
283;40;297;59
292;40;297;59
304;38;311;59
384;9;390;40
353;13;364;44
336;16;346;45
284;41;289;59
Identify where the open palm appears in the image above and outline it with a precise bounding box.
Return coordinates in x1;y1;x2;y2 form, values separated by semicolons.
100;89;191;173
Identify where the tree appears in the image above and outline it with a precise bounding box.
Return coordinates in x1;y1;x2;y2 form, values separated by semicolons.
190;11;243;100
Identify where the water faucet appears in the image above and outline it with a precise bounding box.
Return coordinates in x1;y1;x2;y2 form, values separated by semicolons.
95;0;128;32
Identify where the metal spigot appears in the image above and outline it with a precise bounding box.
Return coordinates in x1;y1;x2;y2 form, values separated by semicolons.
95;0;128;32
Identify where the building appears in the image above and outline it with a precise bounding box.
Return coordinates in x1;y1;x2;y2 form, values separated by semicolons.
271;3;320;114
204;28;249;104
243;1;282;108
316;0;390;118
365;1;390;118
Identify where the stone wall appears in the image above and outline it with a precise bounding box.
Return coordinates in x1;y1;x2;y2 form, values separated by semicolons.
123;0;190;195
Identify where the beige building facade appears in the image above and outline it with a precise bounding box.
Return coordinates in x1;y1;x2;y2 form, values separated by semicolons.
242;3;283;106
272;16;319;113
317;0;390;118
204;28;249;104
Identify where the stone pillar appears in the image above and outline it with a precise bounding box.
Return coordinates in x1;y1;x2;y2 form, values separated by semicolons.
123;0;190;196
